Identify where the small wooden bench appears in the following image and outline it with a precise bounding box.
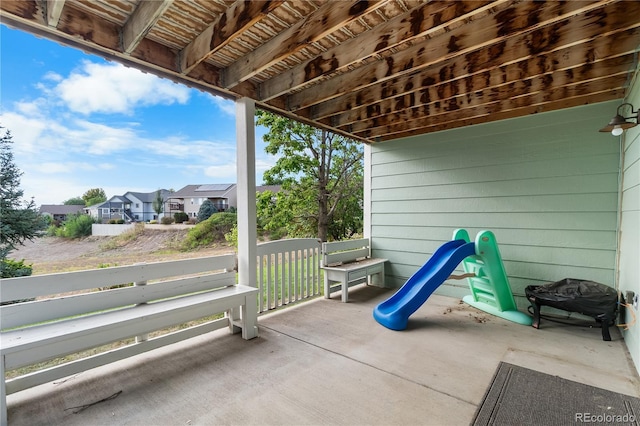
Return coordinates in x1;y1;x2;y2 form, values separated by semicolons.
0;254;258;423
321;238;387;302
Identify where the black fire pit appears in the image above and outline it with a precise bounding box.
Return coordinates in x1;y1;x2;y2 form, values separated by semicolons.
525;279;618;341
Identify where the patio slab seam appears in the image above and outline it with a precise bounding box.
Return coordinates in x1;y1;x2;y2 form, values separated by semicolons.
259;323;477;406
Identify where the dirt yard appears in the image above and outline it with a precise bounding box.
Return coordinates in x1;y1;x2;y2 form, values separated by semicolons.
9;229;234;275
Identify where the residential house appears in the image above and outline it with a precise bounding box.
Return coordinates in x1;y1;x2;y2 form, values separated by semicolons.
168;184;280;219
38;204;85;222
86;190;173;223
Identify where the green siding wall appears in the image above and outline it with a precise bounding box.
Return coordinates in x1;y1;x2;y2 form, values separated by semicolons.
618;70;640;374
370;101;621;307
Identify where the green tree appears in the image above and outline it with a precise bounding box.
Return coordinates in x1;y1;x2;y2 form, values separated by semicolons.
0;127;46;276
152;189;164;219
82;188;106;206
63;196;85;205
256;111;363;241
197;199;218;222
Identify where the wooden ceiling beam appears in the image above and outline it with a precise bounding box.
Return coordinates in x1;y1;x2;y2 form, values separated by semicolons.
355;75;627;139
222;0;386;89
179;0;285;75
122;0;173;54
284;0;622;112
258;0;504;101
344;57;634;134
374;89;625;142
314;25;640;125
45;0;64;28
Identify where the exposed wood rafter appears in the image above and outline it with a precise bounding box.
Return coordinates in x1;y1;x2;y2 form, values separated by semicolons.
45;0;64;28
122;0;173;54
179;0;285;76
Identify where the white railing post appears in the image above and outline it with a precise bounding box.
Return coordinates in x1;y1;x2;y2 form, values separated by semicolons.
134;264;148;343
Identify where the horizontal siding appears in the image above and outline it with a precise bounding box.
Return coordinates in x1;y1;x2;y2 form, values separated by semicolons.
373;155;618;188
370;101;620;302
618;72;640;375
372;212;617;231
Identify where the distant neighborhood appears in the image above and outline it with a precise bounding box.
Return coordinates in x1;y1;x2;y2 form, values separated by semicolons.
39;184;280;223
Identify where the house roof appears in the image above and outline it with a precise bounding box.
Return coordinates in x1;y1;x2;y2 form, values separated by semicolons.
2;1;637;143
39;204;85;215
170;184;236;199
125;189;173;203
256;185;281;194
170;184;281;199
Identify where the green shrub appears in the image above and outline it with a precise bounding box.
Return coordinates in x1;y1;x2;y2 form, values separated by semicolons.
224;224;238;248
174;212;189;223
45;224;58;236
149;220;158;224
182;213;236;250
161;216;175;225
58;214;96;238
108;219;117;224
116;219;125;224
0;258;33;278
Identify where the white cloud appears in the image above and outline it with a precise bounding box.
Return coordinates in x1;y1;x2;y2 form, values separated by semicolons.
39;162;115;173
210;97;235;116
43;71;63;82
256;157;277;176
204;163;237;180
19;175;92;205
0;111;47;154
65;119;137;154
55;61;190;115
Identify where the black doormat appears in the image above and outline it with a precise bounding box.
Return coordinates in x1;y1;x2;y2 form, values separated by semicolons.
472;362;640;425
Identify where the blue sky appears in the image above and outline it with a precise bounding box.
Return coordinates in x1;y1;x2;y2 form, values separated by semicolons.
1;25;274;205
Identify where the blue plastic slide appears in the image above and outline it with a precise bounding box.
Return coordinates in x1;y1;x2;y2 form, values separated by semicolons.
373;239;476;330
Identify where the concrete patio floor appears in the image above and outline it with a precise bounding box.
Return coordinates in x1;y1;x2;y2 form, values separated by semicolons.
7;286;640;425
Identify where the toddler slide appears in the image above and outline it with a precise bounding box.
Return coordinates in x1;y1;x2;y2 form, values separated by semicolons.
373;239;476;330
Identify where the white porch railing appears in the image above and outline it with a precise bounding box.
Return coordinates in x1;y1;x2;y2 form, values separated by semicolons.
256;238;322;313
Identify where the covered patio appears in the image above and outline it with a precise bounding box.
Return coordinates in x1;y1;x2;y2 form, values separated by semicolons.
1;1;639;424
7;286;639;425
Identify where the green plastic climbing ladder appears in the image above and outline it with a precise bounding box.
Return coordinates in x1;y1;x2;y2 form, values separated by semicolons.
453;229;532;326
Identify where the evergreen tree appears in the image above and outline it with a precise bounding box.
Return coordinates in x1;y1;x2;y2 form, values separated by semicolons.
0;127;46;275
152;189;164;219
197;199;218;222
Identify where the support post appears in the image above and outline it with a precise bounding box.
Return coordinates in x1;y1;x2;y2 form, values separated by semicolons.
363;143;372;241
236;97;257;290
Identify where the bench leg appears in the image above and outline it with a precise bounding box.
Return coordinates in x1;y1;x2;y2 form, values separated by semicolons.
229;307;242;335
1;355;7;426
370;265;385;287
341;277;349;303
324;275;331;299
241;294;258;340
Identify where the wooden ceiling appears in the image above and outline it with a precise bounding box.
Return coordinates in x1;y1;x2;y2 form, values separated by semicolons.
2;0;639;143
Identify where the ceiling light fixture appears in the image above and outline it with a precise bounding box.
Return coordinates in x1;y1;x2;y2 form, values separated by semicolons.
599;103;639;136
